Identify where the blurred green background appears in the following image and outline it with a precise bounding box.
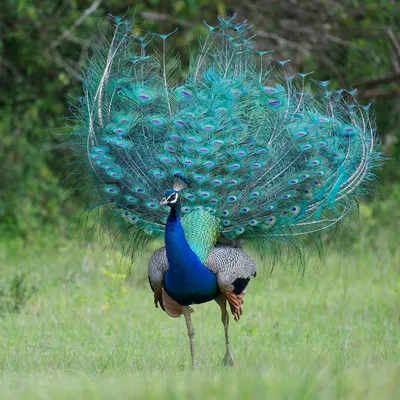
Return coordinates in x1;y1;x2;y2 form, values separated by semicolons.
1;0;400;238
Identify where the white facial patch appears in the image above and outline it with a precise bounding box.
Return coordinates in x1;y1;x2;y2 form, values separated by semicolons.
167;193;178;203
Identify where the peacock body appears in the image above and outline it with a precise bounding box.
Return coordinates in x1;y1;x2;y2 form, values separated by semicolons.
71;14;382;366
163;196;220;306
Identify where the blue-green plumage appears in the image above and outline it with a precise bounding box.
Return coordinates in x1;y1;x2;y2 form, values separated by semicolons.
70;13;383;366
74;12;380;264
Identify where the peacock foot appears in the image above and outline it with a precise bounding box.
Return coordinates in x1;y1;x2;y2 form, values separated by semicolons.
222;351;236;367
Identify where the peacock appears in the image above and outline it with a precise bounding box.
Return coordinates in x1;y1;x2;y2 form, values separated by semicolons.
70;14;381;367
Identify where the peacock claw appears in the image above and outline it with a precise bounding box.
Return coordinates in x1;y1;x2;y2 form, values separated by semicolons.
222;352;236;367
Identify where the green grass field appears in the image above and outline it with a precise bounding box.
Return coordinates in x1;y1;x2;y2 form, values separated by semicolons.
0;220;399;399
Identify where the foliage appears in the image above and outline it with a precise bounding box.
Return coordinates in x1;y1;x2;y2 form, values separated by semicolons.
0;271;37;316
0;0;399;237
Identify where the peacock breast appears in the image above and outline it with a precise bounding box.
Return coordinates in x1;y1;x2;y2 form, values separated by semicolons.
163;259;220;306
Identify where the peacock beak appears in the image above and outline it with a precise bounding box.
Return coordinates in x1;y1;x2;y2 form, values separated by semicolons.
159;198;168;206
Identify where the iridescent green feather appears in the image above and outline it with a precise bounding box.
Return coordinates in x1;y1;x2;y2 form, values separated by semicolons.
70;14;383;262
181;209;220;263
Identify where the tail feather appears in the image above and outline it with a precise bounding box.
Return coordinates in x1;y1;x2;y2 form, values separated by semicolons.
71;14;382;257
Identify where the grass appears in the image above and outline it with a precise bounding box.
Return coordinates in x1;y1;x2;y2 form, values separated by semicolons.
0;220;399;399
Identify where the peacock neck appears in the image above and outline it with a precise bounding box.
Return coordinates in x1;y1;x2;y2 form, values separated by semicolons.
165;202;198;271
166;203;181;224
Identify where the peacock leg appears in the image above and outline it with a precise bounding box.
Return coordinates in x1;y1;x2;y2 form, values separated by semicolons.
182;306;197;367
215;296;236;367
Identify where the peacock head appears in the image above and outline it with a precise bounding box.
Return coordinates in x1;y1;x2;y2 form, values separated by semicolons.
159;190;179;208
159;175;189;208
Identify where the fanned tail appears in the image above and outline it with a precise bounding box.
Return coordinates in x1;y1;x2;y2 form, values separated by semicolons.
70;14;383;259
72;16;179;245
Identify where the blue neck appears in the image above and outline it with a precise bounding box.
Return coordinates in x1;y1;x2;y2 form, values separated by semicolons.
167;203;181;225
165;202;196;270
163;201;220;304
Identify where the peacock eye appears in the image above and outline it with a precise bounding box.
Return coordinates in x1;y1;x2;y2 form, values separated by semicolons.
167;193;178;203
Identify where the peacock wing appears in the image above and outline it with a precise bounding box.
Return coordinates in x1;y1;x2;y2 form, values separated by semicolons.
148;247;168;293
204;246;257;294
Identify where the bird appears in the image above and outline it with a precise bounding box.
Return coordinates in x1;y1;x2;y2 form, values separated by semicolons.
70;14;381;367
